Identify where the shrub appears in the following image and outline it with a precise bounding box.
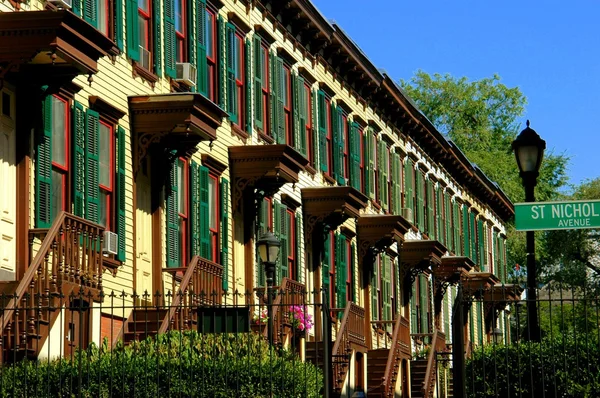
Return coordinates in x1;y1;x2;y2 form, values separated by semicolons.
466;335;600;397
0;331;323;398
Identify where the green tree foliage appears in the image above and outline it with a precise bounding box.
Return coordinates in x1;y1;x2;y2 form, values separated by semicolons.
543;178;600;287
401;71;569;277
0;331;323;398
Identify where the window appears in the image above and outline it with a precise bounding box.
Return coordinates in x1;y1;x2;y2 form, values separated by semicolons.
261;44;270;134
322;231;335;308
283;65;292;144
174;0;186;62
97;0;110;36
372;254;395;330
325;97;332;177
286;209;295;281
226;25;245;127
304;82;313;166
50;96;69;221
342;113;349;181
206;8;217;101
412;274;430;335
98;121;114;229
208;175;219;261
257;197;273;286
138;0;151;69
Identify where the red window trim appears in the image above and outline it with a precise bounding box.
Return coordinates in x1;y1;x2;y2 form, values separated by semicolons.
175;0;187;63
234;31;245;129
283;65;292;144
304;82;313;165
206;8;217;101
178;158;189;264
138;2;151;50
325;97;332;177
99;120;115;231
209;173;219;262
261;44;270;136
286;209;295;281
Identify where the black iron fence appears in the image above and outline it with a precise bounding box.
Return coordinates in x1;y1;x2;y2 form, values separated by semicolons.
0;288;326;397
453;283;600;398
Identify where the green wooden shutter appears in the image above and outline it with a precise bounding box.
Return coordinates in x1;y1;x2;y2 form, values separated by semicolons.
83;0;98;28
478;219;486;270
116;126;126;261
365;129;375;199
435;186;442;242
322;233;330;304
164;0;176;78
292;74;307;156
335;234;347;314
257;199;269;287
125;0;139;61
217;15;226;109
166;163;179;267
443;293;450;341
477;301;484;345
187;0;197;75
453;201;461;255
333;106;344;185
73;0;82;17
463;206;470;258
274;57;285;144
311;89;318;168
220;178;229;290
85;109;100;223
377;139;383;207
190;162;200;257
349;122;361;191
410;281;417;333
35;96;53;229
152;0;162;76
470;212;477;264
416;171;424;230
391;153;401;214
244;39;252;133
350;241;356;302
226;23;237;123
419;274;428;333
379;141;388;210
382;256;392;322
199;166;210;260
196;0;208;95
268;51;275;137
317;90;327;172
253;36;263;131
404;158;413;213
426;179;434;237
114;0;124;51
445;193;452;251
295;212;302;283
371;258;379;321
274;201;288;284
72;102;85;218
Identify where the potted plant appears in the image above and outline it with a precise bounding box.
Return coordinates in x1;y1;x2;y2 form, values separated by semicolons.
251;308;268;334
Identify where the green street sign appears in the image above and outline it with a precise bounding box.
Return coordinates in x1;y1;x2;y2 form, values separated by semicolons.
515;199;600;231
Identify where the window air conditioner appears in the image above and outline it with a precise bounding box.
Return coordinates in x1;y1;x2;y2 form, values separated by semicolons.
175;62;197;87
401;208;414;224
139;46;152;71
103;231;119;256
47;0;72;9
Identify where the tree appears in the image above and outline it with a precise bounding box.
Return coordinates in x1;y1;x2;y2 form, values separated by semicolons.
401;71;569;277
543;177;600;288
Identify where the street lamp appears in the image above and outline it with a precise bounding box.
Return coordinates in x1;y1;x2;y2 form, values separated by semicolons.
492;327;503;345
512;120;546;342
257;230;281;344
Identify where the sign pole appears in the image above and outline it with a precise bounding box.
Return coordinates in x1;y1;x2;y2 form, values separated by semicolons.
524;183;541;342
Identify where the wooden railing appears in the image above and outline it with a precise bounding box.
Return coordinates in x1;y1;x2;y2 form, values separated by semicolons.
160;256;224;333
331;302;366;392
1;212;104;360
384;316;410;397
256;278;306;342
422;330;446;398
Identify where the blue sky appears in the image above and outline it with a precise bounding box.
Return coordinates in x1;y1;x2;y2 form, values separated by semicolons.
311;0;600;189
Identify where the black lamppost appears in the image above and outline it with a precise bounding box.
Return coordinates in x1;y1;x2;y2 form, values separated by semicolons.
512;120;545;342
257;230;281;344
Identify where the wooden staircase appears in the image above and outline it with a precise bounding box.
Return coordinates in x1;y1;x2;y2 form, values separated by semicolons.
367;316;411;397
305;301;367;397
410;330;446;398
1;212;105;363
119;256;223;345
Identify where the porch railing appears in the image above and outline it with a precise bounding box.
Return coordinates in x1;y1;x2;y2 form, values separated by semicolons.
422;329;446;398
331;301;366;392
161;256;223;333
1;211;104;362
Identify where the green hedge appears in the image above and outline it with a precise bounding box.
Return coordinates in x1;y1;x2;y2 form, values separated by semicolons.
1;331;323;398
466;336;600;397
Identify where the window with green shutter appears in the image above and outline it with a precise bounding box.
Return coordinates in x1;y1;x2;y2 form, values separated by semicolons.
164;0;176;77
416;171;425;230
382;256;392;325
371;256;380;321
272;57;286;144
435;185;442;242
453;200;461;256
295;212;302;283
253;35;264;132
331;104;345;185
391;152;401;214
292;74;308;157
72;102;86;218
322;231;331;307
470;211;476;263
35;95;54;228
418;274;429;334
195;0;207;95
410;280;417;334
166;162;180;268
84;109;101;224
477;218;485;270
426;178;434;238
115;126;126;262
220;178;229;290
225;23;238;124
404;158;414;218
273;201;288;285
377;140;389;211
217;15;226;110
317;90;328;173
199;166;211;260
348;122;361;191
335;233;348;317
463;206;470;258
125;0;140;62
445;192;452;251
364;128;375;199
190;162;201;257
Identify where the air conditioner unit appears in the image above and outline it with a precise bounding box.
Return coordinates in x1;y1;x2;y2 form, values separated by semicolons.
175;62;197;86
47;0;72;9
103;231;118;256
139;46;152;71
401;208;414;224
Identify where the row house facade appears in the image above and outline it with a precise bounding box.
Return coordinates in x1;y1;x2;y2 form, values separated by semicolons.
0;0;521;396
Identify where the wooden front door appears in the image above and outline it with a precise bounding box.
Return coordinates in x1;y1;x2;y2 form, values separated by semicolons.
64;299;90;357
0;87;16;280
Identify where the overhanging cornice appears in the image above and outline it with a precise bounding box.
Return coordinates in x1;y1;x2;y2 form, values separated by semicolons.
357;214;412;269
